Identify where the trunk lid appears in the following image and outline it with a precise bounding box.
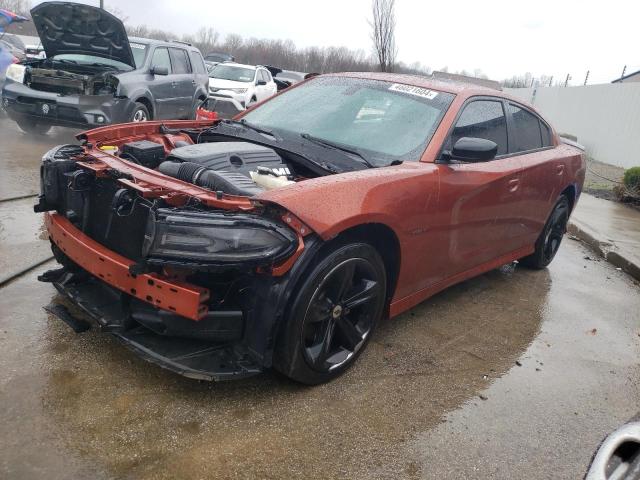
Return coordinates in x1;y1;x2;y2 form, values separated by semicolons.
30;1;135;69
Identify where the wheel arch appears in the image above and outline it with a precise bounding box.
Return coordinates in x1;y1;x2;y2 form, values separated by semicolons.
560;183;577;212
325;222;401;310
134;96;154;119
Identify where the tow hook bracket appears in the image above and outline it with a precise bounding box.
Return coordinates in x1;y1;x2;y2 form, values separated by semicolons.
44;304;92;333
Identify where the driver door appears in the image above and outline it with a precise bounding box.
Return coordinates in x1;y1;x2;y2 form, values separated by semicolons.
435;98;524;277
148;47;175;119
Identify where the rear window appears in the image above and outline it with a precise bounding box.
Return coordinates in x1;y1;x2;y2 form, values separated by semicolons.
540;121;553;147
169;48;192;74
507;103;543;152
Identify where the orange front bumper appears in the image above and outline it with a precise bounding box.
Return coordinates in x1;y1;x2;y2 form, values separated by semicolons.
45;213;210;321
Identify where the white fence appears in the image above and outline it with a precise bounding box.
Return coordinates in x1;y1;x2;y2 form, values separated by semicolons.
506;83;640;169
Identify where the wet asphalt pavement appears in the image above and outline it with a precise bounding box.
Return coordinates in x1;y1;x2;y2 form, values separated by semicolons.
1;116;639;479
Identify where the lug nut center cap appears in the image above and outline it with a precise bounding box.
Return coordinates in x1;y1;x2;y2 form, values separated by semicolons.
332;305;343;319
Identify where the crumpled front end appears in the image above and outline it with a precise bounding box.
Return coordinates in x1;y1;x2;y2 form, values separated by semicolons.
35;128;315;380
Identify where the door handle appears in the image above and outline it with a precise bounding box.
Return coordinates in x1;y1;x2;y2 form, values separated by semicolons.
171;81;179;87
556;165;565;175
508;178;520;193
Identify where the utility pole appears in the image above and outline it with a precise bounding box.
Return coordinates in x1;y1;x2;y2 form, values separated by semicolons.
99;0;104;9
584;70;590;85
564;73;571;87
620;65;627;80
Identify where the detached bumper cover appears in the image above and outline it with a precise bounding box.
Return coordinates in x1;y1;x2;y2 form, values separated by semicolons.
1;80;132;126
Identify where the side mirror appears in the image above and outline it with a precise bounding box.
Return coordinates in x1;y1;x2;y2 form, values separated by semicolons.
151;66;169;76
450;137;498;162
256;79;267;86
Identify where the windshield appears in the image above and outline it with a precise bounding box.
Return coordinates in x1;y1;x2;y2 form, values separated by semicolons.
129;42;148;68
242;76;455;166
210;64;255;82
52;43;147;71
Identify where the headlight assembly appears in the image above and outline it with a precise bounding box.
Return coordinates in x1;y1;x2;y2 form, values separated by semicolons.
142;209;298;267
5;64;26;84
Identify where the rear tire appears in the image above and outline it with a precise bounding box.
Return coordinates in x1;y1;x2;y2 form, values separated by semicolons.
130;103;150;122
519;195;570;269
17;118;52;134
274;243;387;385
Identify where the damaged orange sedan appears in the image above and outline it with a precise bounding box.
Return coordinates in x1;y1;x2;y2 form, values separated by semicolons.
35;73;586;384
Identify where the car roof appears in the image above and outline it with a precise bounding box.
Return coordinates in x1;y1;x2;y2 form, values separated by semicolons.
323;72;544;117
213;62;259;70
327;72;506;96
128;37;200;51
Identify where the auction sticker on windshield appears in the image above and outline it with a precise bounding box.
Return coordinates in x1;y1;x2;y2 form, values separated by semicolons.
388;83;438;99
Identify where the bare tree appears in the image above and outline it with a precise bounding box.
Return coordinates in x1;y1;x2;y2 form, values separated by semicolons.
369;0;397;72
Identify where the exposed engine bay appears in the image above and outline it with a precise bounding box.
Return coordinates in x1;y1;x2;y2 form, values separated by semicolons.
159;141;295;196
110;138;297;197
25;63;120;96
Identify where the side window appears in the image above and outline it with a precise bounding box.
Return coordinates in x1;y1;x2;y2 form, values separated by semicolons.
169;48;192;74
449;100;508;156
151;47;172;73
263;70;272;82
258;70;268;83
540;121;553;147
507;103;543;152
189;51;206;75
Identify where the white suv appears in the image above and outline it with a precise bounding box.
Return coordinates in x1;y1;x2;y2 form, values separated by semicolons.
208;63;278;113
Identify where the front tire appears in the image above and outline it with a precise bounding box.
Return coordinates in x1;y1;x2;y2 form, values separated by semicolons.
16;118;52;134
274;243;387;385
519;195;570;269
130;102;150;122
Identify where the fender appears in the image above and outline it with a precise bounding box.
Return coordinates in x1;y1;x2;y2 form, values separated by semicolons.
257;162;439;240
257;162;442;303
117;85;155;117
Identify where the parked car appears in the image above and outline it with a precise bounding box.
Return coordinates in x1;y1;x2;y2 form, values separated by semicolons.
207;62;278;114
0;38;24;61
24;43;45;59
34;72;585;384
1;2;208;133
204;52;234;64
1;33;26;53
0;42;16;87
264;66;306;91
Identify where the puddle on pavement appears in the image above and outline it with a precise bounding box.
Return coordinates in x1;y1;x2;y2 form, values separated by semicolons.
0;117;77;200
0;240;638;479
1;249;554;479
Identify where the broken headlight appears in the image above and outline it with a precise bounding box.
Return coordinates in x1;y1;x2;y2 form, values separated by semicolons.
142;209;298;266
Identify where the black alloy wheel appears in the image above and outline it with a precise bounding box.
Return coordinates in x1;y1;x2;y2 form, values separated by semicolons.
275;243;387;384
302;258;382;372
520;195;570;269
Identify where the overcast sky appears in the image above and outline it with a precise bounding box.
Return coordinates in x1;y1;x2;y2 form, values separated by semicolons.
34;0;639;84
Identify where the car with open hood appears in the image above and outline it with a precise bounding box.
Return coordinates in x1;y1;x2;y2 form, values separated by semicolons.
34;72;586;384
1;1;208;133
